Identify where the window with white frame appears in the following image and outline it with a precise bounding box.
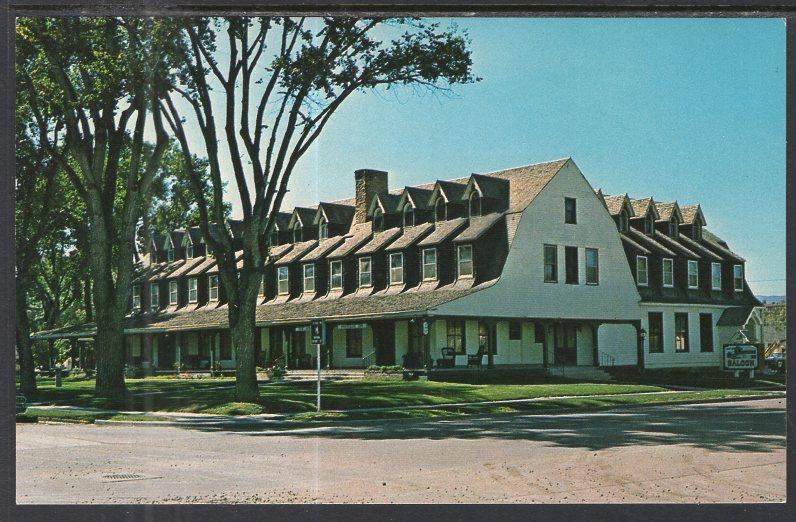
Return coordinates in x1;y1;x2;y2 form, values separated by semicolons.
636;255;649;286
208;275;219;301
186;244;194;259
711;262;722;290
167;246;175;262
188;277;198;303
733;264;744;292
422;248;437;281
359;257;372;287
687;260;699;288
329;260;343;290
458;244;473;278
169;280;178;305
389;252;404;284
150;283;160;311
259;273;265;296
277;266;289;295
662;258;674;287
132;285;141;310
585;248;599;285
303;263;315;292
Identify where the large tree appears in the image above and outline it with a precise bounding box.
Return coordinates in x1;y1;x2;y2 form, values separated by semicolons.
17;17;180;399
163;17;476;401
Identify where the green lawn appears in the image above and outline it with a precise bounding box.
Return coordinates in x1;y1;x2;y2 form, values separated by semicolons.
612;368;786;389
27;376;666;415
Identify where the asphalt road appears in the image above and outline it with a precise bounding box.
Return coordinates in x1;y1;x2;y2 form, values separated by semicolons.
16;398;786;504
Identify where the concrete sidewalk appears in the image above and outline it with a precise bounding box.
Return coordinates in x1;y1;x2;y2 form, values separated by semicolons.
23;389;786;429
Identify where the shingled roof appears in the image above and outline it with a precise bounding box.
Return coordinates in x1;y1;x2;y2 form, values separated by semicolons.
317;202;355;225
655;202;682;222
602;194;633;216
680;204;707;226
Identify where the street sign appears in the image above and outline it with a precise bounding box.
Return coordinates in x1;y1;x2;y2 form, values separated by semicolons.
723;344;759;371
310;319;326;345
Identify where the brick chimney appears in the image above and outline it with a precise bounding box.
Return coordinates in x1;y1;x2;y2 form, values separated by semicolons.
354;169;388;224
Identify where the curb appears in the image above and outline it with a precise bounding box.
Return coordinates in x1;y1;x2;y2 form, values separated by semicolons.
92;391;785;428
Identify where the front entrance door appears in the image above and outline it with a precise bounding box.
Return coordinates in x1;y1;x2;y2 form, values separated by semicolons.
553;324;578;365
158;334;176;370
373;321;396;366
406;320;424;368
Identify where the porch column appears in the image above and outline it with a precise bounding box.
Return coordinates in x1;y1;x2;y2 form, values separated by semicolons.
540;321;548;368
69;339;78;369
143;334;154;373
175;332;182;372
591;323;600;366
486;320;496;369
632;320;645;371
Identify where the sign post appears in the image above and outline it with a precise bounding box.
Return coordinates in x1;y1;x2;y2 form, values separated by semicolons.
722;344;759;379
310;319;326;412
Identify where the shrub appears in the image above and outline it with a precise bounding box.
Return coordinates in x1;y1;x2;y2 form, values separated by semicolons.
123;366;143;379
365;365;403;375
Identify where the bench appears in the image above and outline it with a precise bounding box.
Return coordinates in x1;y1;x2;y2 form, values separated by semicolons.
467;349;485;367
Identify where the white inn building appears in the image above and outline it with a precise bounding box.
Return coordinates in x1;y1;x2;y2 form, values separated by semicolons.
35;158;764;376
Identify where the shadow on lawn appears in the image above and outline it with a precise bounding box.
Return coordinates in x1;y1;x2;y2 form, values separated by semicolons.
188;401;786;454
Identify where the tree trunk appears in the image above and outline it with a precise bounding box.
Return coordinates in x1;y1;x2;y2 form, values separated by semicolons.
230;290;259;403
93;316;126;399
15;284;37;398
83;278;93;322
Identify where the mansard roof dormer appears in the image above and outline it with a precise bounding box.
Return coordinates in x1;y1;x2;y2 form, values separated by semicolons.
428;179;467;206
366;192;400;217
314;202;355;228
630;197;659;236
398;186;433;211
655;201;684;238
680;204;707;226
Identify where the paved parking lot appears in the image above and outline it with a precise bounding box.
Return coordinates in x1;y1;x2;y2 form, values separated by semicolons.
16;398;786;504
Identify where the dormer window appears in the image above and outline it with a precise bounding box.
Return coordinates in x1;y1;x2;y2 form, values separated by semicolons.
132;285;141;310
389;252;404;284
277;266;289;295
435;198;446;223
359;257;372;287
303;264;316;293
469;192;481;218
644;212;654;235
692;222;702;240
293;224;302;243
167;246;175;262
402;205;414;228
318;219;329;239
668;217;679;238
208;275;219;301
330;260;343;290
268;230;278;247
150;283;160;312
186;244;194;259
457;244;473;278
618;209;629;232
169;281;178;305
188;277;198;303
373;208;384;232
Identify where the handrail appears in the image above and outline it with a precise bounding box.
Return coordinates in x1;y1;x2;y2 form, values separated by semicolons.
362;350;376;366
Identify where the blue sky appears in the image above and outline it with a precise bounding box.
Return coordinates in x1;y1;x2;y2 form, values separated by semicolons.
207;18;787;295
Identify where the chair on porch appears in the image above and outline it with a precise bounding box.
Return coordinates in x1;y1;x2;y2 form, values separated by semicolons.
436;347;456;368
467;347;485;367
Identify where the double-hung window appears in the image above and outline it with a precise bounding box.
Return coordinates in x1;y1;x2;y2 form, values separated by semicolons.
188;277;198;303
318;220;328;239
169;281;178;305
167;247;175;262
259;273;266;296
585;248;599;285
132;285;141;310
389;253;404;284
662;258;674;288
457;244;473;278
206;275;218;301
303;264;315;293
565;246;578;285
543;244;557;283
675;313;689;352
186;244;194;259
733;264;744;292
564;197;577;224
150;283;160;311
359;257;372;287
277;266;289;295
711;262;722;290
699;313;714;352
208;275;219;301
330;260;343;290
422;248;437;281
636;256;649;286
446;319;466;355
648;312;663;353
687;260;699;289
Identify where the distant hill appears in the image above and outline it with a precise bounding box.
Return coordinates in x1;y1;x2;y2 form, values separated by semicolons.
758;295;785;305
